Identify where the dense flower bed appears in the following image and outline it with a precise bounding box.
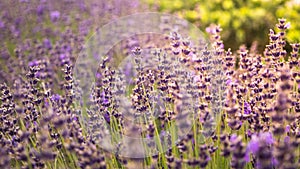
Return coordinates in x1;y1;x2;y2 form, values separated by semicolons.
1;1;300;169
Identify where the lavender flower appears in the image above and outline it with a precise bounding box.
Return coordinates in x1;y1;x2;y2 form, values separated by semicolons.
1;1;300;168
50;11;60;22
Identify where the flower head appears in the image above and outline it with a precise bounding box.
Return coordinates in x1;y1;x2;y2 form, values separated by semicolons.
50;11;60;22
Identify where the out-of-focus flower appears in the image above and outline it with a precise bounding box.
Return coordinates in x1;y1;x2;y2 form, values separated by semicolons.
244;152;250;162
285;125;290;133
205;26;216;34
51;94;61;102
78;1;87;11
226;79;231;86
37;5;44;16
246;132;275;168
284;136;290;144
96;73;102;79
247;136;259;154
50;11;60;22
264;132;274;144
0;20;5;28
43;39;52;49
247;132;274;154
59;54;66;60
28;60;38;67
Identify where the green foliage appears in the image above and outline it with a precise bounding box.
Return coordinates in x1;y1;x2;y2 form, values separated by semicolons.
146;0;300;52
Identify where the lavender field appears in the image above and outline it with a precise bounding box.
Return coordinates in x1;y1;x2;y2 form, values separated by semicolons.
1;0;300;169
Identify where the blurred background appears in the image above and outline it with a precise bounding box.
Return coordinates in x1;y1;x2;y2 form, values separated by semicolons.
1;0;300;53
145;0;300;52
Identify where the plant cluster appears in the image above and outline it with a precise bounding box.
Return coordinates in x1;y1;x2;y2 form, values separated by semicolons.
1;1;300;169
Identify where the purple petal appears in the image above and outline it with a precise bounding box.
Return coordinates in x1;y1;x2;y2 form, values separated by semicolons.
226;79;231;86
285;125;290;133
284;22;291;29
59;54;66;60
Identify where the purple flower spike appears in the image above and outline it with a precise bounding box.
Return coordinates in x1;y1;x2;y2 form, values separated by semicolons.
244;101;251;114
247;132;274;156
244;152;250;162
37;5;44;16
51;94;61;102
103;112;110;123
229;134;238;142
44;98;49;107
50;11;60;22
160;131;166;137
285;125;290;133
63;45;71;52
12;136;17;146
35;72;41;78
43;39;52;49
284;136;290;144
26;122;30;128
96;73;102;79
246;129;253;137
79;2;87;11
73;116;78;122
263;132;274;144
247;136;259;154
103;98;109;105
